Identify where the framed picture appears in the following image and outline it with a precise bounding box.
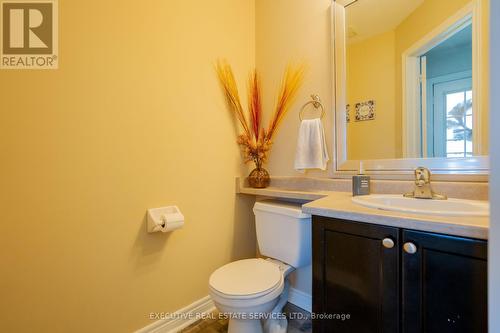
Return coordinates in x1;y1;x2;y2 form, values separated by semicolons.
355;100;376;121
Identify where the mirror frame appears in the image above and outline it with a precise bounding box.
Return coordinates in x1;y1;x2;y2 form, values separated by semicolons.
331;0;489;180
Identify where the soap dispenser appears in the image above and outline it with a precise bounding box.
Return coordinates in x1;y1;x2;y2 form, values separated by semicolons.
352;161;370;196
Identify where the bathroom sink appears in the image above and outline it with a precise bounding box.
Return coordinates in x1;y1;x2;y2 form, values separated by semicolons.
352;194;489;217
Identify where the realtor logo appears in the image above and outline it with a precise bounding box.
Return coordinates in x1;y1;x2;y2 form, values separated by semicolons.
1;0;58;69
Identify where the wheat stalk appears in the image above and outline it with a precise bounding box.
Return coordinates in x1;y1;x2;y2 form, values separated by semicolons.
215;60;305;166
214;60;251;137
248;70;262;141
266;64;305;142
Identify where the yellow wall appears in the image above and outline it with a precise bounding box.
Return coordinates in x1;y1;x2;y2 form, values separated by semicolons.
0;1;256;332
347;30;397;160
256;0;333;177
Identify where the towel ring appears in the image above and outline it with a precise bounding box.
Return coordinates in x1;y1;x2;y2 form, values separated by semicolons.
299;94;325;121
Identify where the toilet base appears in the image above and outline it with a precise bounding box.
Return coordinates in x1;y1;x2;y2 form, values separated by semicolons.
228;318;263;333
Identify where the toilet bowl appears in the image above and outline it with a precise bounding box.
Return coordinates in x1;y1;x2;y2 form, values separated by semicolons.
209;258;292;333
208;200;312;333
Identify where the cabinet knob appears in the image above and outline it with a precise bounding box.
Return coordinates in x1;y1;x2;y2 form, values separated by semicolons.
382;238;395;249
403;242;418;254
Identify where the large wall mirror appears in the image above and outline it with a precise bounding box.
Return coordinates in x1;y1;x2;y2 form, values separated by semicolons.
332;0;489;177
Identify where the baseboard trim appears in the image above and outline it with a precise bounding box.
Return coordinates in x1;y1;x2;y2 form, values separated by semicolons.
135;296;215;333
135;288;310;332
288;287;312;313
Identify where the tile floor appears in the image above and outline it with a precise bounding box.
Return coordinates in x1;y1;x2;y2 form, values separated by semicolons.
180;303;312;333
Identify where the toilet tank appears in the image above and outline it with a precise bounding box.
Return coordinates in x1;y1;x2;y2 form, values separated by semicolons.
253;200;311;268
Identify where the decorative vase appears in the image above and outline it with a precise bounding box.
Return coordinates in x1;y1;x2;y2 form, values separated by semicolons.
248;167;270;188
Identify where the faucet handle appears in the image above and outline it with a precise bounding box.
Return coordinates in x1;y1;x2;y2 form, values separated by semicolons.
408;167;447;200
414;167;431;186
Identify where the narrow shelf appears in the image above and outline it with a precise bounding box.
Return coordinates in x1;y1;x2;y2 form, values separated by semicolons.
235;177;330;201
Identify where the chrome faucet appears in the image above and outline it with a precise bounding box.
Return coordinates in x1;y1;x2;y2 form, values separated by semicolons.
404;167;447;200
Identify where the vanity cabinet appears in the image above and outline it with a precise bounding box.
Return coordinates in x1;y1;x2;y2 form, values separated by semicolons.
402;230;488;333
312;216;488;333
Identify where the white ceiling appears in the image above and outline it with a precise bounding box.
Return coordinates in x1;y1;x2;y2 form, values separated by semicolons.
346;0;424;44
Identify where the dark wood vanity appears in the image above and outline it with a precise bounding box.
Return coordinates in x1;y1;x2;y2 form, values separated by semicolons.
312;216;488;333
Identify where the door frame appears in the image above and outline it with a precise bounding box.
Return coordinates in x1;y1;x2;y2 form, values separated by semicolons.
402;0;483;157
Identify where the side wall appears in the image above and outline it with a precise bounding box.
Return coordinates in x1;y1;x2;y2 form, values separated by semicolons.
256;0;334;178
0;1;256;332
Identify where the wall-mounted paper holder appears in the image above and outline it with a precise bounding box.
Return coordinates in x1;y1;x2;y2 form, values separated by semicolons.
147;206;184;233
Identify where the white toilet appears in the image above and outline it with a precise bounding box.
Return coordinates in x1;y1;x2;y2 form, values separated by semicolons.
209;200;312;333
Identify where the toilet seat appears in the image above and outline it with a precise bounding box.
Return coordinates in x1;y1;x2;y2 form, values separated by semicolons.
209;259;283;300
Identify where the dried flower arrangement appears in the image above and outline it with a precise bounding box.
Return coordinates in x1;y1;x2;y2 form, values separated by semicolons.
215;60;304;188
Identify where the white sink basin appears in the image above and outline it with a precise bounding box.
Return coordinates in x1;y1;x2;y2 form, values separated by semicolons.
352;194;489;217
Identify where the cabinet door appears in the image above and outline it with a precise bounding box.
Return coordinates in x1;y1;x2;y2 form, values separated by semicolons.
402;230;487;333
313;217;400;333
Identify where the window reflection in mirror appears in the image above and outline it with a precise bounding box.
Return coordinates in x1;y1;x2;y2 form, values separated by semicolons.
343;0;488;161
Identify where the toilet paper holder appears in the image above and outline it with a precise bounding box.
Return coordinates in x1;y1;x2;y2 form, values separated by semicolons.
147;206;184;233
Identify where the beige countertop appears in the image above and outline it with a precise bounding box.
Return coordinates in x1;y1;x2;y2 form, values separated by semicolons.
237;177;489;240
302;192;489;240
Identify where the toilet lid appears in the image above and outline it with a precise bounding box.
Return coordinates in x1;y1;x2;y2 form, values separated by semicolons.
209;259;282;297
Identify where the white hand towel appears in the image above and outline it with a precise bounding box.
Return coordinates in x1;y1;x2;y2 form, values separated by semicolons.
294;118;330;171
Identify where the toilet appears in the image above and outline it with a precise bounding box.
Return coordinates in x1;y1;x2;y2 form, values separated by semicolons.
209;200;312;333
